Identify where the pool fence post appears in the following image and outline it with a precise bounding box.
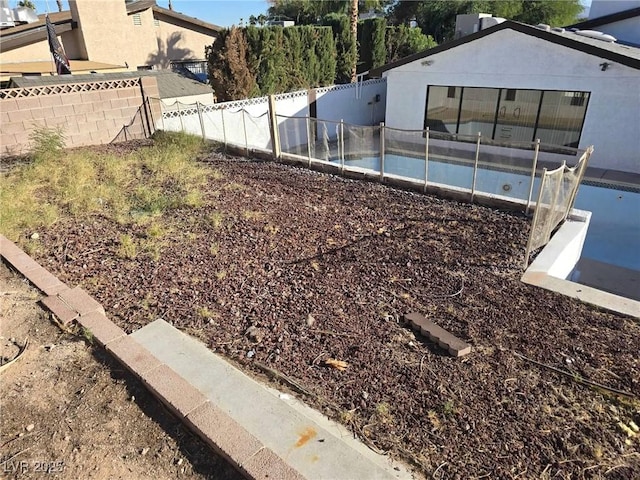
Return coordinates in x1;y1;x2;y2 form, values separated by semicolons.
340;119;345;173
424;127;429;193
379;122;385;182
267;95;281;161
564;146;592;221
177;101;184;132
197;102;205;139
306;116;312;167
545;161;566;242
526;139;541;215
524;167;548;270
471;132;481;203
242;109;249;156
221;108;227;152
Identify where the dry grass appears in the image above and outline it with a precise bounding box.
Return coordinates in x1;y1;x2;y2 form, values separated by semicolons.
0;130;214;241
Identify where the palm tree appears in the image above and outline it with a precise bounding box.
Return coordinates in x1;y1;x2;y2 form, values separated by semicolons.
350;0;358;82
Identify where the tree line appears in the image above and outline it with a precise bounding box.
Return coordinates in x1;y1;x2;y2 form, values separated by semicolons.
207;1;584;101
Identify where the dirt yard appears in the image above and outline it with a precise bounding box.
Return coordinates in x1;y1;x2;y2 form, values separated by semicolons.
4;144;640;478
0;265;241;480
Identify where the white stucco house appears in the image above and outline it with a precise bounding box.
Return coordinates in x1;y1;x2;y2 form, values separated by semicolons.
369;20;640;175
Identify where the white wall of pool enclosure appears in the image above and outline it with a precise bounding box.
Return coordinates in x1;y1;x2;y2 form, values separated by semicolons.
155;79;388;153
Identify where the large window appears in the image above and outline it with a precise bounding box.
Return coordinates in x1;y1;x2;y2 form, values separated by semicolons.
424;86;590;149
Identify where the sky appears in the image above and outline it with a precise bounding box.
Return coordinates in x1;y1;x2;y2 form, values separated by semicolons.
25;0;592;28
25;1;271;27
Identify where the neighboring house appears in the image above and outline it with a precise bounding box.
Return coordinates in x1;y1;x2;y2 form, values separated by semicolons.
567;1;640;46
8;70;215;106
0;0;220;84
369;21;640;175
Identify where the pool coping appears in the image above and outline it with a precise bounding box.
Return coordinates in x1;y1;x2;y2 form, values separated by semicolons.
521;210;640;320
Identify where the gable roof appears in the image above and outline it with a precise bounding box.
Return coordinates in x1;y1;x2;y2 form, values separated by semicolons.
8;70;214;99
0;12;75;51
369;20;640;77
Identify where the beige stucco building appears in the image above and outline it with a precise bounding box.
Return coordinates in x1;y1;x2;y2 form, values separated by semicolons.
0;0;220;83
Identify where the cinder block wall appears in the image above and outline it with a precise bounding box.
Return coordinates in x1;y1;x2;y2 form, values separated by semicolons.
0;76;160;156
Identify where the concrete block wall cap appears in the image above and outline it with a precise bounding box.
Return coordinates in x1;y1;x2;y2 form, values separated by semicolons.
40;295;79;325
141;364;208;418
185;402;264;467
77;311;126;347
106;335;162;376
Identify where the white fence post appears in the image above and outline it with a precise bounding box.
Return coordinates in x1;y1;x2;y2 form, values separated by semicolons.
221;108;227;150
242;109;249;156
268;95;281;161
177;102;184;132
471;132;481;202
159;99;166;131
306;116;312;167
526;139;541;215
197;102;205;139
340;119;345;173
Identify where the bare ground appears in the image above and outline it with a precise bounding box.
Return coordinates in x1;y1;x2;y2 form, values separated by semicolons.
5;146;640;478
0;265;242;480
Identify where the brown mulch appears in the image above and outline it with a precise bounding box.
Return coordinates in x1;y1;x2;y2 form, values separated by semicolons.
22;150;640;478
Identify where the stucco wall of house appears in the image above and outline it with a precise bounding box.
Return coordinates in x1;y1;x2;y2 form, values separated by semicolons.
382;29;640;173
66;0;216;70
154;18;216;67
0;38;55;63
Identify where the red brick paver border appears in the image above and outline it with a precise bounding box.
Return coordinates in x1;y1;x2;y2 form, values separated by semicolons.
77;311;126;346
106;336;162;375
240;448;305;480
404;312;472;357
141;364;208;418
40;295;79;325
185;402;264;467
58;286;104;316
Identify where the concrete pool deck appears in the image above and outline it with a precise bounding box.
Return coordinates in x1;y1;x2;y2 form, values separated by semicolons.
0;235;415;480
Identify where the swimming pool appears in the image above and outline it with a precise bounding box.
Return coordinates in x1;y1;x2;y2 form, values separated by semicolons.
332;154;640;276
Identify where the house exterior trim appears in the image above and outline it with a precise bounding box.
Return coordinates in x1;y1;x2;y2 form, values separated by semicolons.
369;21;640;77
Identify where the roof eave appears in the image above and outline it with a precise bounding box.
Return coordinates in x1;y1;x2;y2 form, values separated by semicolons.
152;5;222;35
566;7;640;30
369;20;640;76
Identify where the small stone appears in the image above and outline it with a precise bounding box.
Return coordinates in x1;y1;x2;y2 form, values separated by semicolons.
306;314;316;327
362;391;369;400
246;350;255;358
130;395;136;402
25;424;35;432
140;448;149;456
245;326;264;343
30;232;39;240
64;435;70;442
176;458;183;466
45;344;55;351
